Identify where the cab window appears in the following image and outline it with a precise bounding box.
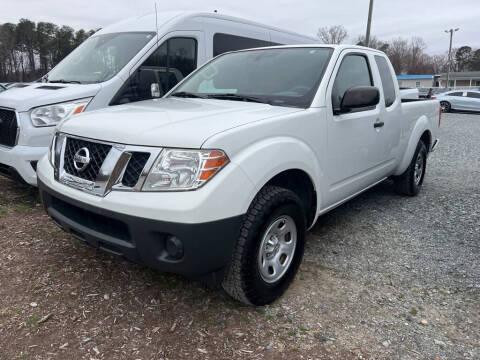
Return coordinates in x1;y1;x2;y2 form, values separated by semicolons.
332;54;373;111
374;55;396;107
112;37;197;105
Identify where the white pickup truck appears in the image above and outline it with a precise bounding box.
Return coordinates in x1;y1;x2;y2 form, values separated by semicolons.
37;45;440;305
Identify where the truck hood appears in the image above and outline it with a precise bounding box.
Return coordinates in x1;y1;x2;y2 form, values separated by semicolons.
59;98;303;148
0;83;101;112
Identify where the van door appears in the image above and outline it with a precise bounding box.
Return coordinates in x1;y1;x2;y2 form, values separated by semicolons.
325;51;386;205
111;31;204;105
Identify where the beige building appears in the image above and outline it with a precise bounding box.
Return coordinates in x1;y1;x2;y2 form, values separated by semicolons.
397;75;434;88
436;71;480;88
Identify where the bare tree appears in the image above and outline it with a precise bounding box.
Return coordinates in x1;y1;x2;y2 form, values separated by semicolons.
317;25;348;44
385;38;409;74
431;54;448;74
355;35;389;52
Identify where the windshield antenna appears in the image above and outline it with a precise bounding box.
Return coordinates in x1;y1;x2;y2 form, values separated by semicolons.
154;2;159;44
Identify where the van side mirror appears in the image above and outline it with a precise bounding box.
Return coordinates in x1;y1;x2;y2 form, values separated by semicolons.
337;86;380;114
151;83;161;98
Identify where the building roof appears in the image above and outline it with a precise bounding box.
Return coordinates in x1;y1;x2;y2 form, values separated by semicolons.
396;75;434;80
438;71;480;80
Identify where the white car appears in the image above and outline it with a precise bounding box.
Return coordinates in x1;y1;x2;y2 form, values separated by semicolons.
435;90;480;112
0;11;317;185
37;45;440;305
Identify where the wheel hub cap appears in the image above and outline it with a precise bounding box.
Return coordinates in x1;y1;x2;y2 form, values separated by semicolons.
258;216;297;283
414;153;424;185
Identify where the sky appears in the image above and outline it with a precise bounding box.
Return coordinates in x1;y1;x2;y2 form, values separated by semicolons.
2;0;479;55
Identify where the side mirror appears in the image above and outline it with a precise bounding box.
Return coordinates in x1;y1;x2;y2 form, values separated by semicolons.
337;86;380;114
151;83;161;98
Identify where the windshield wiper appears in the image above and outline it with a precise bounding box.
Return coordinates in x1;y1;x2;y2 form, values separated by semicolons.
206;93;270;105
170;91;207;99
49;79;82;84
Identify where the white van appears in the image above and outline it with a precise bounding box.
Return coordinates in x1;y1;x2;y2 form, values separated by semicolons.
0;11;317;185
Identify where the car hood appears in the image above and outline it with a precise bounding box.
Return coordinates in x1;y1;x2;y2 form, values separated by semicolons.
0;83;101;111
59;97;303;148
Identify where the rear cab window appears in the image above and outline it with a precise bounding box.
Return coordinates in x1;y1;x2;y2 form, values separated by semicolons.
374;55;396;107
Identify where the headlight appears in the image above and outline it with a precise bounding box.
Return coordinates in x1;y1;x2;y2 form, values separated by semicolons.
30;98;92;127
142;149;229;191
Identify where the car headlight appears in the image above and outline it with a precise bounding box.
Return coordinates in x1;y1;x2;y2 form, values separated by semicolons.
30;98;92;127
142;149;229;191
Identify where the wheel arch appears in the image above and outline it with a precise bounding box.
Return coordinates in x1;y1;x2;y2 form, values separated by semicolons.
263;169;317;228
233;136;323;229
393;116;431;176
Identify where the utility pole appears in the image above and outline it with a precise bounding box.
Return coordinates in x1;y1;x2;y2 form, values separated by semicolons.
365;0;374;47
445;28;459;88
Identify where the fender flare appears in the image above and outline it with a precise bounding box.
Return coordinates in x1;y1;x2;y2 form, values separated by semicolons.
231;136;324;215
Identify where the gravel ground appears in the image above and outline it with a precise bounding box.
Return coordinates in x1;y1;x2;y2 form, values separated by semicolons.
0;112;479;359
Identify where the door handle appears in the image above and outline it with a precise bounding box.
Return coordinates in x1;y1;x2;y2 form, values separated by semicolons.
374;121;385;128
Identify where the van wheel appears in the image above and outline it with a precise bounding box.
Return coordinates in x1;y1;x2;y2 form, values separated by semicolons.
394;140;427;196
440;101;450;113
222;186;306;305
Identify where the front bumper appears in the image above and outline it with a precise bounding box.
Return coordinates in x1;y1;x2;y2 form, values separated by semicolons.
39;179;243;281
0;145;47;185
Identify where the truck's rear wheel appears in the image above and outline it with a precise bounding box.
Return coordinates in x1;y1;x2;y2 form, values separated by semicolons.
440;101;451;113
222;186;306;305
393;140;427;196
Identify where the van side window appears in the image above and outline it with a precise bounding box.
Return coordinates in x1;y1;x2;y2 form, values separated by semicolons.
374;55;396;107
112;37;197;105
213;33;279;57
332;54;373;111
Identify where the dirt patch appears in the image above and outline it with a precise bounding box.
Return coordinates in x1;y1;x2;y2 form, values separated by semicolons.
0;113;479;359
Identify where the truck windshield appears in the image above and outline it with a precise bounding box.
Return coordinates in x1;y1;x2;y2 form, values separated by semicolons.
171;47;333;108
47;32;156;84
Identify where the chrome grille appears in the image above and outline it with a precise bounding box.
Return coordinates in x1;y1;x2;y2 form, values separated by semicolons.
54;134;160;196
63;137;111;181
0;108;18;147
121;152;150;187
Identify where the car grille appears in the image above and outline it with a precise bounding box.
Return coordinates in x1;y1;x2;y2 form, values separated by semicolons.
63;137;112;181
122;152;150;187
0;109;18;147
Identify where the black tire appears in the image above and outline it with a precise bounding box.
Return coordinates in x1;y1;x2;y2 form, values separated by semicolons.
440;101;451;113
222;186;306;306
393;140;427;196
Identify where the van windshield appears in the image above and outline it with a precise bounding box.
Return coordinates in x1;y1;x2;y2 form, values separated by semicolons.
171;47;333;108
47;32;156;84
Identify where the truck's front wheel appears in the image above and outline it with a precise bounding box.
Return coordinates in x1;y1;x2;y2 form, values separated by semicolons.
222;186;306;305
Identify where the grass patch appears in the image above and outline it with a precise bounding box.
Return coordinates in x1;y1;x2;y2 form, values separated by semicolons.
26;315;38;326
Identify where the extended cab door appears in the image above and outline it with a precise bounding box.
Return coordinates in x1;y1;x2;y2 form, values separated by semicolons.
324;50;391;205
372;54;402;172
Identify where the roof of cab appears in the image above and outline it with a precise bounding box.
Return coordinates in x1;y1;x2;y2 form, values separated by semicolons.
225;43;386;54
95;11;318;41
